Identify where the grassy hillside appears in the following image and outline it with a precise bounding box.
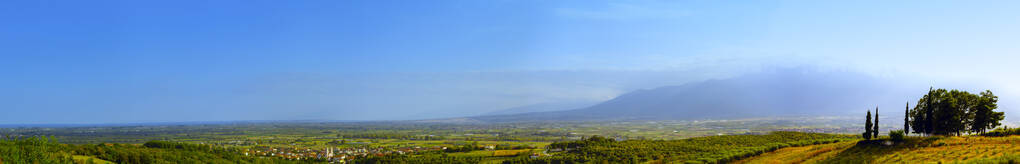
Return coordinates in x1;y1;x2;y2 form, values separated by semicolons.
504;131;855;164
736;135;1020;163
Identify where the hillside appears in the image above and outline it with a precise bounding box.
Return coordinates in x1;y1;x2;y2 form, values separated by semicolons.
480;101;598;116
505;131;855;163
474;69;921;122
736;136;1020;163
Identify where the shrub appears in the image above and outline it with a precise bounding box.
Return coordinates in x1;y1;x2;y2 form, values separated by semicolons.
980;126;1020;137
888;130;905;142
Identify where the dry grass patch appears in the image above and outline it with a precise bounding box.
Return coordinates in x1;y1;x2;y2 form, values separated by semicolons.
738;136;1020;164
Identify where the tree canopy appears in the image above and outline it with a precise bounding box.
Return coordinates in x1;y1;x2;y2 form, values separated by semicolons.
908;88;1005;136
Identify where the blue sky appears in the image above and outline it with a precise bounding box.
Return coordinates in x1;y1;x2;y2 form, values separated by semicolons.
2;1;1020;124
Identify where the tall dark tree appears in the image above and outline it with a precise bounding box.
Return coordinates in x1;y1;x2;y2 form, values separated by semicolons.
864;110;873;140
873;107;879;138
910;88;942;136
904;102;909;135
925;87;936;135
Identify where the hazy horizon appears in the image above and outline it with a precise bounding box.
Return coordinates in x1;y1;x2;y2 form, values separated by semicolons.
4;1;1020;124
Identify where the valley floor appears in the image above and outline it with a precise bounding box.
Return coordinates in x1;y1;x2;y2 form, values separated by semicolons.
736;135;1020;164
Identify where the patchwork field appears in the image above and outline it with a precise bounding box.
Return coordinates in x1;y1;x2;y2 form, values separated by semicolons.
736;135;1020;164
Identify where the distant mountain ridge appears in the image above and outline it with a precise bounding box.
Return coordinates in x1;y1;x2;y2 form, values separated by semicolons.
471;69;919;122
480;101;599;116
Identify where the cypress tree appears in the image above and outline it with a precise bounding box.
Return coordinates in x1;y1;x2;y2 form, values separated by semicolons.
904;102;910;135
864;110;873;140
873;107;879;138
926;87;935;135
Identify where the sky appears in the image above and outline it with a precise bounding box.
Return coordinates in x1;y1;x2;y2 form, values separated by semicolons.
2;0;1020;124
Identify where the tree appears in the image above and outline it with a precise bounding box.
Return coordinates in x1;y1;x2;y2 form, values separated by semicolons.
946;90;977;136
904;102;910;135
910;88;953;135
873;107;879;138
923;87;935;135
909;88;1007;136
971;90;1005;133
889;130;905;142
863;110;873;140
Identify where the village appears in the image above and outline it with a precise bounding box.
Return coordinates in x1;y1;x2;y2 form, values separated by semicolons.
240;143;507;163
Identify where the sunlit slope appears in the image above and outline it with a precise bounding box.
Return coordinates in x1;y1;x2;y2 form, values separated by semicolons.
505;132;855;163
736;136;1020;164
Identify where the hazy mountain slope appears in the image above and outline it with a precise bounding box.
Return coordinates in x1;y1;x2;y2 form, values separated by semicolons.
473;69;922;122
481;101;599;116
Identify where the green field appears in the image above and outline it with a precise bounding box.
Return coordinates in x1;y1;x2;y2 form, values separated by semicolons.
3;118;1015;163
0;137;308;163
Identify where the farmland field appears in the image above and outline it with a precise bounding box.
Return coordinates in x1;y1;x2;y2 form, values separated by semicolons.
3;118;1019;163
0;118;867;163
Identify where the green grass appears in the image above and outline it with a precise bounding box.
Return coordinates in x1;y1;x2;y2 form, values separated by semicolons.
446;149;536;157
72;155;115;164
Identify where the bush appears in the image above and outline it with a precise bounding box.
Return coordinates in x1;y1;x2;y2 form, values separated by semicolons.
980;126;1020;137
888;130;905;142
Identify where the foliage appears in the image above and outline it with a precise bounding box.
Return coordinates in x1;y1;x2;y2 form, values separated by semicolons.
0;136;75;163
0;136;303;164
506;131;853;164
909;88;1005;136
352;153;483;164
443;141;485;153
864;110;873;140
971;90;1005;133
904;102;910;134
873;107;879;138
888;130;904;142
980;126;1020;137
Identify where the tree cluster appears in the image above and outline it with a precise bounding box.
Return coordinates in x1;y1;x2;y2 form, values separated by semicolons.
908;88;1005;136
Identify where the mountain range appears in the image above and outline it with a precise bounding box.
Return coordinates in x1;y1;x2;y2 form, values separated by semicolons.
469;69;923;122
